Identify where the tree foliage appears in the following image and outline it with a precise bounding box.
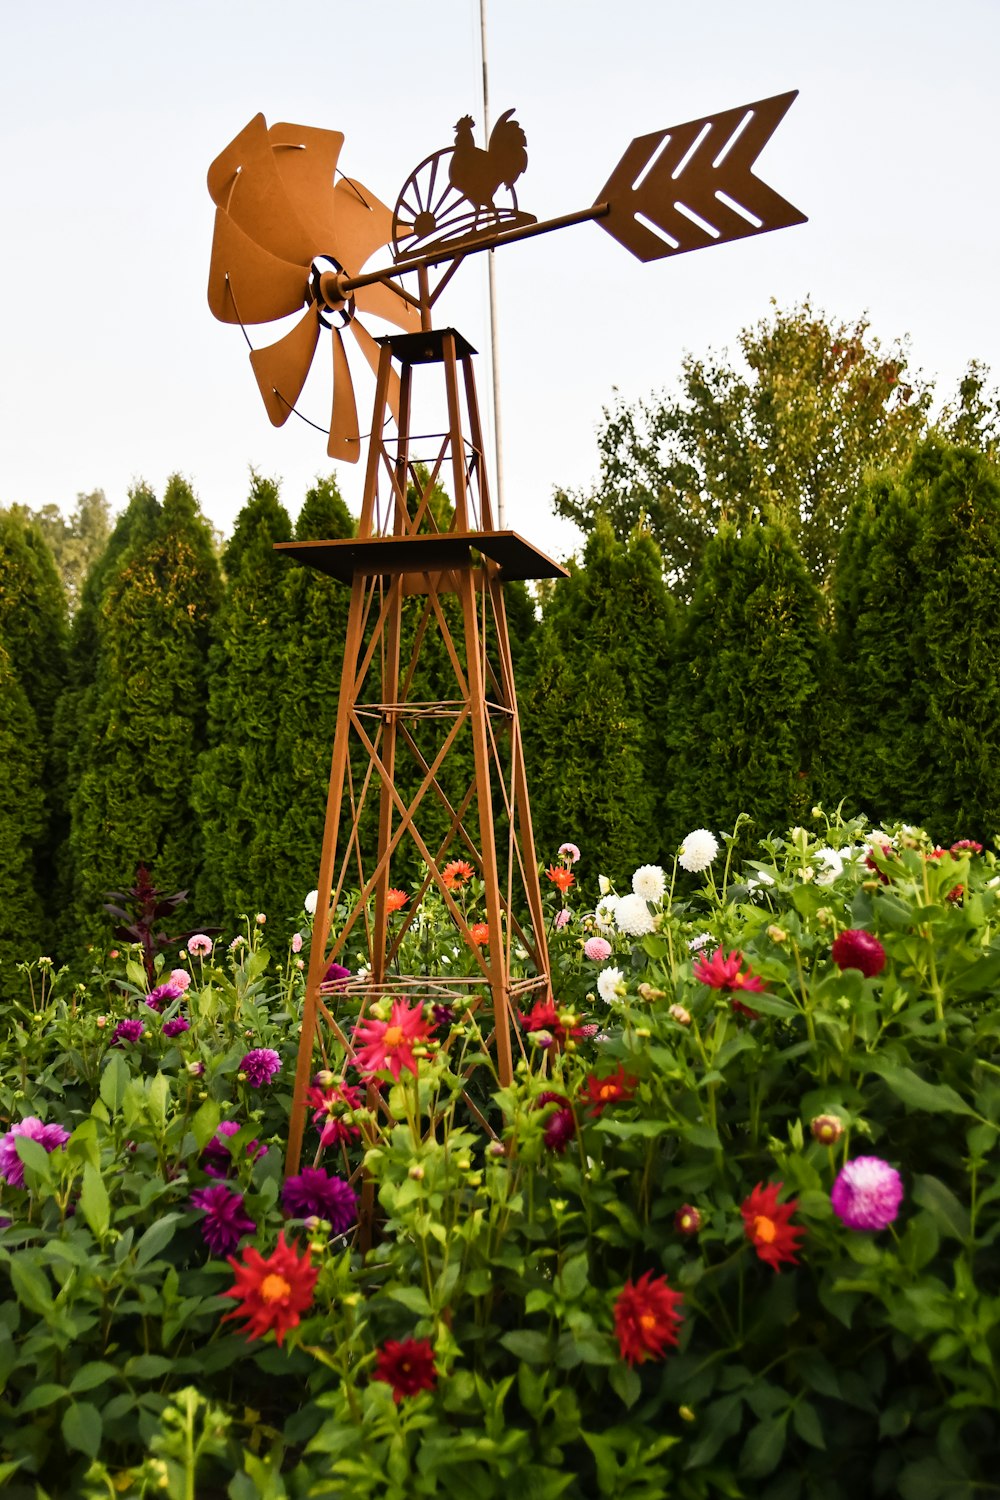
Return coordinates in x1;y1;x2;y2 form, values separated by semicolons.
663;519;831;853
65;476;221;944
554;300;933;596
522;518;676;881
17;490;114;613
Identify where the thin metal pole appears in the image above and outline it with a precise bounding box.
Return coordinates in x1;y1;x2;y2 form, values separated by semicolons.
479;0;506;527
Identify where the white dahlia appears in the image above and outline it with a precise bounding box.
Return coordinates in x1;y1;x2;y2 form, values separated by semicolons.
678;829;719;873
615;893;655;937
632;864;666;902
597;966;625;1004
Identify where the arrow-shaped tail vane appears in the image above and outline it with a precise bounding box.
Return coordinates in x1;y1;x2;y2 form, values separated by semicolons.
596;90;806;262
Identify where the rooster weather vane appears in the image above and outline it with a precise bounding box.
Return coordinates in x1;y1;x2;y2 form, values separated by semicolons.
206;93;806;1181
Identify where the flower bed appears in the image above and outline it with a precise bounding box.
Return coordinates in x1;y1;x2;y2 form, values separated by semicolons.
0;815;998;1497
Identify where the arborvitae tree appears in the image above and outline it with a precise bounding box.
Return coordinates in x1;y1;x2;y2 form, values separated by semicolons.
0;642;47;975
915;440;1000;841
662;520;830;855
193;474;294;925
522;517;676;881
0;509;69;949
828;473;932;825
271;475;356;918
66;477;222;944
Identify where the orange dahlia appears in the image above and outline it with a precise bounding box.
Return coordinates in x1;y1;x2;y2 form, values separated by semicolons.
546;864;575;895
442;859;475;890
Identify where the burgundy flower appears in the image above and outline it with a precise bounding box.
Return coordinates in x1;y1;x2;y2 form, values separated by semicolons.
162;1016;190;1038
145;982;184;1013
200;1120;267;1179
373;1338;437;1402
536;1093;575;1154
281;1167;358;1233
831;929;886;978
190;1184;256;1256
322;962;351;989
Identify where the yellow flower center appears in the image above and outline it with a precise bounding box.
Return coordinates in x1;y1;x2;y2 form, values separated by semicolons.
599;1084;617;1099
754;1215;777;1244
260;1274;291;1303
382;1025;404;1046
639;1314;658;1332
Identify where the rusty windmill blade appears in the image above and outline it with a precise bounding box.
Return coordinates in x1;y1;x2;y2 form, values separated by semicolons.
329;325;361;461
249;307;322;426
594;90;807;261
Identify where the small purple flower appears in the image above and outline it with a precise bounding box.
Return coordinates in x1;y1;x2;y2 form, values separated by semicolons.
831;1156;904;1230
162;1016;190;1038
240;1048;282;1087
111;1018;144;1047
190;1184;256;1256
323;961;351;989
0;1117;71;1187
200;1120;267;1179
145;982;184;1013
431;1004;454;1035
281;1167;358;1233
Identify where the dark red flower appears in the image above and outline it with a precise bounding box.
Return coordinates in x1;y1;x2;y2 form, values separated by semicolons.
307;1081;363;1147
831;929;886;978
322;962;351;989
731;998;761;1021
693;948;767;993
613;1271;684;1365
222;1232;317;1345
741;1182;804;1271
582;1065;638;1117
542;1106;576;1153
373;1337;437;1402
674;1204;702;1236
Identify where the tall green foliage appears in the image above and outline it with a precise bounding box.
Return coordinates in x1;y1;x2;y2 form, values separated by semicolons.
663;520;830;853
65;477;221;944
193;475;294;925
522;518;676;879
0;642;47;973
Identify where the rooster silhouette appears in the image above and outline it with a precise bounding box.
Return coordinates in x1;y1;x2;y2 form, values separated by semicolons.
448;109;528;220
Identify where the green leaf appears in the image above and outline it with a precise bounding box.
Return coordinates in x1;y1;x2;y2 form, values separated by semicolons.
10;1258;53;1315
147;1072;171;1131
868;1060;974;1117
191;1097;221;1150
385;1285;431;1317
740;1414;788;1479
62;1401;102;1459
499;1330;550;1364
15;1135;53;1186
608;1362;641;1409
19;1383;68;1412
912;1174;971;1243
79;1162;111;1241
792;1399;826;1450
125;1353;175;1379
69;1361;120;1394
557;1253;589;1301
642;934;670;960
134;1212;184;1268
100;1052;129;1114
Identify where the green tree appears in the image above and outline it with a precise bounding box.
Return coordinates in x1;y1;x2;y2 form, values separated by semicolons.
522;518;676;882
65;477;222;944
937;360;1000;461
0;642;47;974
193;474;294;926
19;490;114;613
662;520;830;855
554;300;932;595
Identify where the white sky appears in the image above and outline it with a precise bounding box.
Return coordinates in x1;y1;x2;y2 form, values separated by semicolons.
1;0;997;562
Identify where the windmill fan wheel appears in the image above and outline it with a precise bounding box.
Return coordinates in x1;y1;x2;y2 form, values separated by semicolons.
207;114;418;462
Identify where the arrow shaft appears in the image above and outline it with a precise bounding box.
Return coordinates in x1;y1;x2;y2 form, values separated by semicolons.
341;203;610;295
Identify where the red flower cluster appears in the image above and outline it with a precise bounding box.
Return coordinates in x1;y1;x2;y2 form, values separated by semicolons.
373;1337;437;1402
831;928;886;978
613;1271;684;1366
741;1182;804;1271
222;1232;318;1345
546;864;575;895
951;839;984;855
581;1065;638;1117
307;1081;362;1147
352;999;432;1080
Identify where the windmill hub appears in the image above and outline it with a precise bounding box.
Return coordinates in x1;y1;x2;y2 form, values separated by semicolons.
312;262;357;327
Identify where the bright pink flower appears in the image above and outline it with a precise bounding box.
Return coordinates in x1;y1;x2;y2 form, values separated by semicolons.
693;948;767;993
831;1157;903;1230
831;929;886;978
950;839;983;856
188;934;213;957
0;1117;70;1187
352;999;432;1080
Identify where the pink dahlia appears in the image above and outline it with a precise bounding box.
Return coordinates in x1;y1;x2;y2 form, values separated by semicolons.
831;1156;903;1231
584;936;612;962
241;1048;282;1087
0;1117;71;1187
831;929;886;978
352;999;432;1080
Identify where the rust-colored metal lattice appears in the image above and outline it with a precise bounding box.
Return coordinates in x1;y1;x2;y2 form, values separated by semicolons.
205;93;805;1176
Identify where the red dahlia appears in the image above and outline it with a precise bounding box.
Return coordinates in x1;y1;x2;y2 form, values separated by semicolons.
582;1065;638;1117
741;1182;805;1272
693;948;767;994
222;1232;318;1345
831;929;886;978
613;1271;684;1365
373;1337;437;1402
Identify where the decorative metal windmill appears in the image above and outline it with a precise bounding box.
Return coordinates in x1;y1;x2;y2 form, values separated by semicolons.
207;93;806;1176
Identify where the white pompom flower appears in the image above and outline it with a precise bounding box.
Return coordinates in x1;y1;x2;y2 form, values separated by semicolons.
597;966;625;1004
632;864;666;902
814;847;843;886
304;889;319;915
615;893;655;937
594;894;620;932
678;829;719;873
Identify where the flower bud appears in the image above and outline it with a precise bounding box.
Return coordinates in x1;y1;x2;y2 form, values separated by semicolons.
811;806;823;819
816;907;833;927
457;1157;471;1172
766;924;788;944
674;1204;702;1235
598;875;611;896
679;1405;696;1423
187;1060;205;1076
638;983;666;1001
408;1163;425;1181
487;1141;506;1158
810;1113;845;1146
314;1069;336;1087
635;1027;651;1039
96;1015;108;1029
668;1003;691;1026
237;1071;247;1083
255;913;267;926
